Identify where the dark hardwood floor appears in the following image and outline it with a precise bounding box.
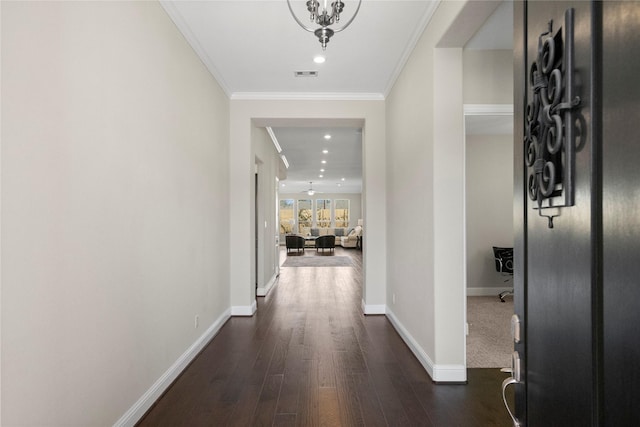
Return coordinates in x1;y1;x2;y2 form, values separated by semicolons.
138;247;512;426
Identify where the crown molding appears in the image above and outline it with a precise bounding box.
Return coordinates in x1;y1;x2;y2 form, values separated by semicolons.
384;0;441;97
159;0;233;98
230;92;385;101
463;104;514;116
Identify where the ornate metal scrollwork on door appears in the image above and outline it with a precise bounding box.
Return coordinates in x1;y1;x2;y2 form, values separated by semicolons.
525;9;580;228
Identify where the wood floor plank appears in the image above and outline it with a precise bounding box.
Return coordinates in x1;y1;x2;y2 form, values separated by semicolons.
296;359;319;426
318;387;342;427
251;374;284;427
276;344;305;415
332;351;366;426
137;247;512;427
273;413;297;427
350;372;388;427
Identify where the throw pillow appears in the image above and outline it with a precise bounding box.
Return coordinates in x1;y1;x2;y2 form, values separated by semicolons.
335;228;344;236
348;228;356;236
310;228;319;236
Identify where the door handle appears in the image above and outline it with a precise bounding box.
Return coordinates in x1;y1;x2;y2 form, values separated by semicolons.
502;351;523;427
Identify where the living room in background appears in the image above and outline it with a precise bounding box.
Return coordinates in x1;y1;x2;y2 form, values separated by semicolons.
335;199;350;227
297;199;312;234
316;199;331;228
279;199;294;238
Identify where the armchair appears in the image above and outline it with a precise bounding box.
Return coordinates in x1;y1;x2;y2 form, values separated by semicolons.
315;235;336;253
286;235;305;254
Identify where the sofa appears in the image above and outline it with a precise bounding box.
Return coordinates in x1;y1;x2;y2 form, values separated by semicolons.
296;226;362;248
338;225;362;248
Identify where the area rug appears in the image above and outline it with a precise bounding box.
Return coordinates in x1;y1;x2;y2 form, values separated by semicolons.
282;255;353;268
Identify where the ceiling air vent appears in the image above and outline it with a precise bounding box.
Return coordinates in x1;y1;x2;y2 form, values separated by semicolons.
294;70;318;77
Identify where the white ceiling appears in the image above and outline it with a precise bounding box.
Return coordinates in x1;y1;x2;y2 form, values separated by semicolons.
272;127;363;194
161;0;439;97
161;0;513;194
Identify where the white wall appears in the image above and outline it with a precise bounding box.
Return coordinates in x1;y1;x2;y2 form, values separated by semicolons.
465;134;514;289
463;49;514;293
385;0;510;382
385;0;468;382
463;49;513;104
229;100;386;315
1;2;230;425
253;127;282;297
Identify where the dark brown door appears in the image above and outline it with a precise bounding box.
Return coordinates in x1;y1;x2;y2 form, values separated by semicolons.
513;1;640;426
601;2;640;425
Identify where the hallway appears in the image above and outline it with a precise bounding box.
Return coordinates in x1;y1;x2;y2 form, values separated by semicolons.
138;248;511;426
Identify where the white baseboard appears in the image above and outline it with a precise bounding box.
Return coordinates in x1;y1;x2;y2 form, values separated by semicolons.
256;273;278;297
432;364;467;383
386;308;466;383
467;286;512;297
361;299;386;315
114;308;231;427
231;300;257;316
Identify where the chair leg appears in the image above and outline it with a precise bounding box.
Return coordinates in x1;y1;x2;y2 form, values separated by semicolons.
499;289;514;302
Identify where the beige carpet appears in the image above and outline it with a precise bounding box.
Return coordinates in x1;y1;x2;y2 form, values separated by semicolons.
467;296;513;368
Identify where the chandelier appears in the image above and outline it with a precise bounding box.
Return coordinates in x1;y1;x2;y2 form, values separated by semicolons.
287;0;362;50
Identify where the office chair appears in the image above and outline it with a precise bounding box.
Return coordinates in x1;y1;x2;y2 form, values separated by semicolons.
493;246;513;302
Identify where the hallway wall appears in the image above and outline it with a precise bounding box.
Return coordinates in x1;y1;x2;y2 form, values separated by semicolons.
253;127;283;297
385;0;506;382
385;0;467;381
463;49;514;104
1;2;230;425
465;133;514;290
463;49;514;292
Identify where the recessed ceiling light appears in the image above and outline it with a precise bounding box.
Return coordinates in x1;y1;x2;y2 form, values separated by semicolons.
321;160;327;164
324;134;331;140
337;183;342;187
313;56;326;64
341;177;345;181
320;169;325;172
319;175;323;178
322;149;328;154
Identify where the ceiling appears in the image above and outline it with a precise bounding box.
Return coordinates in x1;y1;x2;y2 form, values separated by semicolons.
272;127;363;194
161;0;440;98
161;0;513;194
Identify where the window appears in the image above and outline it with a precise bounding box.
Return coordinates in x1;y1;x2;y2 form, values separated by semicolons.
316;199;332;228
335;199;350;228
279;199;294;234
297;199;312;234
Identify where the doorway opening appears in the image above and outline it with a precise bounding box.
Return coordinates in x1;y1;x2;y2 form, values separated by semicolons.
254;122;365;308
464;106;514;368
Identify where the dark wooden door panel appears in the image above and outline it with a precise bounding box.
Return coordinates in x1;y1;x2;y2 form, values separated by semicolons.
517;1;640;426
518;2;597;425
602;2;640;425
